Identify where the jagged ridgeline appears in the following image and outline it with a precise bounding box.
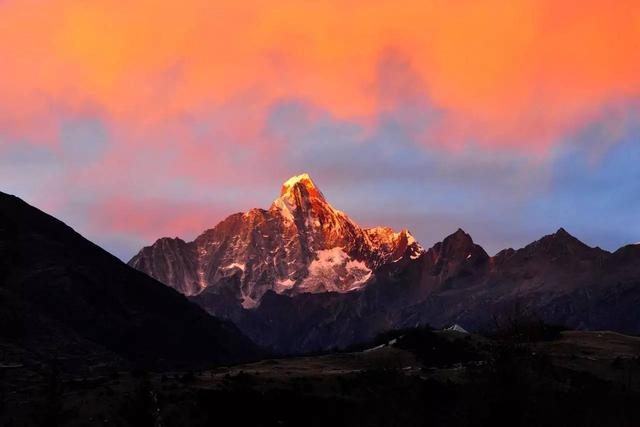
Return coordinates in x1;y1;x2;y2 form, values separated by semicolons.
129;173;424;307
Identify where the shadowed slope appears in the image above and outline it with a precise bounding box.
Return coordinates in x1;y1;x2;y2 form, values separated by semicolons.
0;191;258;368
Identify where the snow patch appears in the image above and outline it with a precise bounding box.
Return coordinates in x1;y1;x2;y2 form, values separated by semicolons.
348;270;372;290
345;259;372;289
241;294;258;309
406;233;416;245
363;344;386;353
197;270;208;289
275;278;296;292
282;173;312;189
346;258;369;272
445;324;469;334
308;247;350;273
299;247;372;293
271;197;295;223
223;263;245;271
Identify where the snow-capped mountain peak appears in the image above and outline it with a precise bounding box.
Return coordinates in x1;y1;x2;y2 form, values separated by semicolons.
280;173;324;199
270;173;345;230
129;174;425;308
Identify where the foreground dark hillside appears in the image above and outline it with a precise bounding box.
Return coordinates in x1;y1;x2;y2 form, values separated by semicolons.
0;191;258;369
3;329;639;426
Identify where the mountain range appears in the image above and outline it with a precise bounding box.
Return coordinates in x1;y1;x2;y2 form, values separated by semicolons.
2;177;639;427
129;174;640;353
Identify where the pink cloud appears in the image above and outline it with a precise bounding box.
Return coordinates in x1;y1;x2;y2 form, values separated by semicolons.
0;0;637;153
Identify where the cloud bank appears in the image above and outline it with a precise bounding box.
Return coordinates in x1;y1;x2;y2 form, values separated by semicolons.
1;0;639;257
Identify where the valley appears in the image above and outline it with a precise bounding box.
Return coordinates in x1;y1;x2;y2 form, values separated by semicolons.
3;329;639;426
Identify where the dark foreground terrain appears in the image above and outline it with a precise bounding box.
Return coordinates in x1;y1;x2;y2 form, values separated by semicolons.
3;329;640;427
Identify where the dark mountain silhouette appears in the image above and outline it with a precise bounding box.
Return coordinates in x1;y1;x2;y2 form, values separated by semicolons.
0;191;258;368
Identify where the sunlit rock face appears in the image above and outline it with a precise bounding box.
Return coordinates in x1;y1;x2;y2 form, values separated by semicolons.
129;173;424;308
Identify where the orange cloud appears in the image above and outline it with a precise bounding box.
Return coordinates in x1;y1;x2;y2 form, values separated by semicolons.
0;0;639;149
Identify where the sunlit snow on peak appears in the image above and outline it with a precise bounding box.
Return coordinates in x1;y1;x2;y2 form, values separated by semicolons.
279;173;324;199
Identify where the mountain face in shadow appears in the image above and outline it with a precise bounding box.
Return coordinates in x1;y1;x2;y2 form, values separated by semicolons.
220;228;640;354
128;174;640;355
0;192;258;368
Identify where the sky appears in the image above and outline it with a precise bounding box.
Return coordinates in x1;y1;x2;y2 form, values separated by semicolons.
1;0;639;260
